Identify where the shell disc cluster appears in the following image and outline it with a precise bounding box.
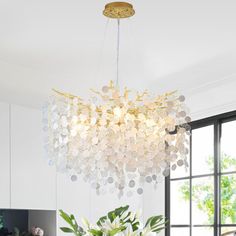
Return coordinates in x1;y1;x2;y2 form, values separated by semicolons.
43;81;190;197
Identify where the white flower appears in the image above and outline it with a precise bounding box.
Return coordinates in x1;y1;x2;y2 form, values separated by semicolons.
101;216;122;232
129;213;135;222
82;217;90;229
135;209;142;220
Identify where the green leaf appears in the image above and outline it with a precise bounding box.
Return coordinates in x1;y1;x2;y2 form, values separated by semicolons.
109;226;126;236
97;216;107;227
145;216;153;227
59;210;73;226
108;211;115;223
145;215;166;233
70;214;79;231
89;229;103;236
152;226;166;233
150;216;162;227
59;210;85;236
97;206;130;226
114;206;129;217
106;206;130;223
132;221;139;231
60;227;74;233
148;215;164;226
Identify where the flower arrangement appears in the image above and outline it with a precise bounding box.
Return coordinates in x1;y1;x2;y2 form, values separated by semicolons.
60;205;166;236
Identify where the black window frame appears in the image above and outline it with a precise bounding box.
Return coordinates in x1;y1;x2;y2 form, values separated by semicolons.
165;110;236;236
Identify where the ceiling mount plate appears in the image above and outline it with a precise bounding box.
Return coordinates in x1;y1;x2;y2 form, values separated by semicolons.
103;2;135;19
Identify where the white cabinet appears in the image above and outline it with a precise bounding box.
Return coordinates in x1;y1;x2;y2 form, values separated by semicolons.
11;105;56;210
0;102;10;208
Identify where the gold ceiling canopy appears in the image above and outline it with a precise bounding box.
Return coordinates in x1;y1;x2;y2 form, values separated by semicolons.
103;2;135;19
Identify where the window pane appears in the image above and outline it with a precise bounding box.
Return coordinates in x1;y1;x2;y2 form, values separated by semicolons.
192;227;213;236
221;174;236;224
171;166;189;179
221;121;236;173
171;136;190;179
221;227;236;236
171;227;189;236
192;177;214;225
171;180;190;225
192;125;214;175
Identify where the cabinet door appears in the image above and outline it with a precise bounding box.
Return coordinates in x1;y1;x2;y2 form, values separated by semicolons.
11;105;56;210
0;102;10;208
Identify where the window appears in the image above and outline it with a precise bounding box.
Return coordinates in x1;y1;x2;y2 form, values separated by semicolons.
165;111;236;236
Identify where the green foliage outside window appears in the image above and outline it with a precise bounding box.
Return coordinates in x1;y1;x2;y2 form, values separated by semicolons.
180;153;236;224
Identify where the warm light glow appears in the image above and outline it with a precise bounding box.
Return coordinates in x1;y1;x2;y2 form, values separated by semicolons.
43;81;190;197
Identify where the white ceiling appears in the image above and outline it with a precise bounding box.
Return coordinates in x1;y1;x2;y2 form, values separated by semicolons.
0;0;236;112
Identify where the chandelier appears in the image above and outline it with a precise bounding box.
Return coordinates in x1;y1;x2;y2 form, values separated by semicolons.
43;2;191;197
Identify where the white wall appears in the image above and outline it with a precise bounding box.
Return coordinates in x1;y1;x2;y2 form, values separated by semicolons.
0;102;10;208
10;105;57;210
